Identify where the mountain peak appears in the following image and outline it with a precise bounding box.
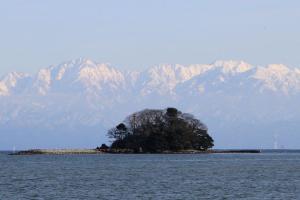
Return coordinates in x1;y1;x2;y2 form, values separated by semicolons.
1;71;30;88
74;57;98;67
212;60;253;74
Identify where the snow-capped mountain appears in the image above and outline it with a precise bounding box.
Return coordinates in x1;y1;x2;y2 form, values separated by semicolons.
1;58;300;149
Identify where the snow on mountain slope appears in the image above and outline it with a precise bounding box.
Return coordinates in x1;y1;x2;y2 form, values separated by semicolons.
138;63;214;96
35;68;51;95
0;72;31;95
213;60;253;74
175;61;256;96
253;64;300;94
0;82;8;96
1;58;300;149
78;63;126;93
29;58;127;96
1;59;299;97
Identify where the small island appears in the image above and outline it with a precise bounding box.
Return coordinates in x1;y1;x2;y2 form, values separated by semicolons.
12;107;260;155
107;107;214;153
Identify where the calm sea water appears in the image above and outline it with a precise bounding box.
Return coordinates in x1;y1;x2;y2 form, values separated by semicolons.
1;151;300;200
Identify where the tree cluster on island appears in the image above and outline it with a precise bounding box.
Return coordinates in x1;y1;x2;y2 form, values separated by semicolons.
107;107;214;153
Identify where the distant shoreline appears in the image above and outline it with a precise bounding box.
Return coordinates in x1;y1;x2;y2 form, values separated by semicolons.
10;149;103;155
10;149;261;155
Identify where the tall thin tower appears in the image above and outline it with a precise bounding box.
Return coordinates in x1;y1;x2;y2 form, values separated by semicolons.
273;134;278;149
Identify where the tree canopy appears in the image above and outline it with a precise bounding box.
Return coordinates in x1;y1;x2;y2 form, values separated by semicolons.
107;107;214;153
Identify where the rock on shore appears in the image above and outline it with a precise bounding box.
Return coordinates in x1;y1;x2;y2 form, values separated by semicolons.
11;149;103;155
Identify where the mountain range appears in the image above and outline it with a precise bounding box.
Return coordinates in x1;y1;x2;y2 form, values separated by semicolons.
1;58;300;149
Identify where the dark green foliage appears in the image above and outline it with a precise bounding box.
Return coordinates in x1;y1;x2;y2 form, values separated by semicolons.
107;108;214;152
166;107;178;117
96;143;109;151
100;143;109;149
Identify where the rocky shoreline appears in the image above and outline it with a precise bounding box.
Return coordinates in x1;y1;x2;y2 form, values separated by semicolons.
10;149;261;155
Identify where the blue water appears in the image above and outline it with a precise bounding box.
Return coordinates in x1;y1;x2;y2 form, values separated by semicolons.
1;151;300;199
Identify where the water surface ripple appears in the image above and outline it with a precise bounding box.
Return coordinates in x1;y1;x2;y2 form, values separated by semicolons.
1;152;300;199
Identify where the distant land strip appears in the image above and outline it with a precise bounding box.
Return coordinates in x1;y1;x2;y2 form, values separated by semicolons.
10;149;261;155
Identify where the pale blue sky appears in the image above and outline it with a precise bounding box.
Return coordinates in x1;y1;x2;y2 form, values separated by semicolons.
1;0;300;76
